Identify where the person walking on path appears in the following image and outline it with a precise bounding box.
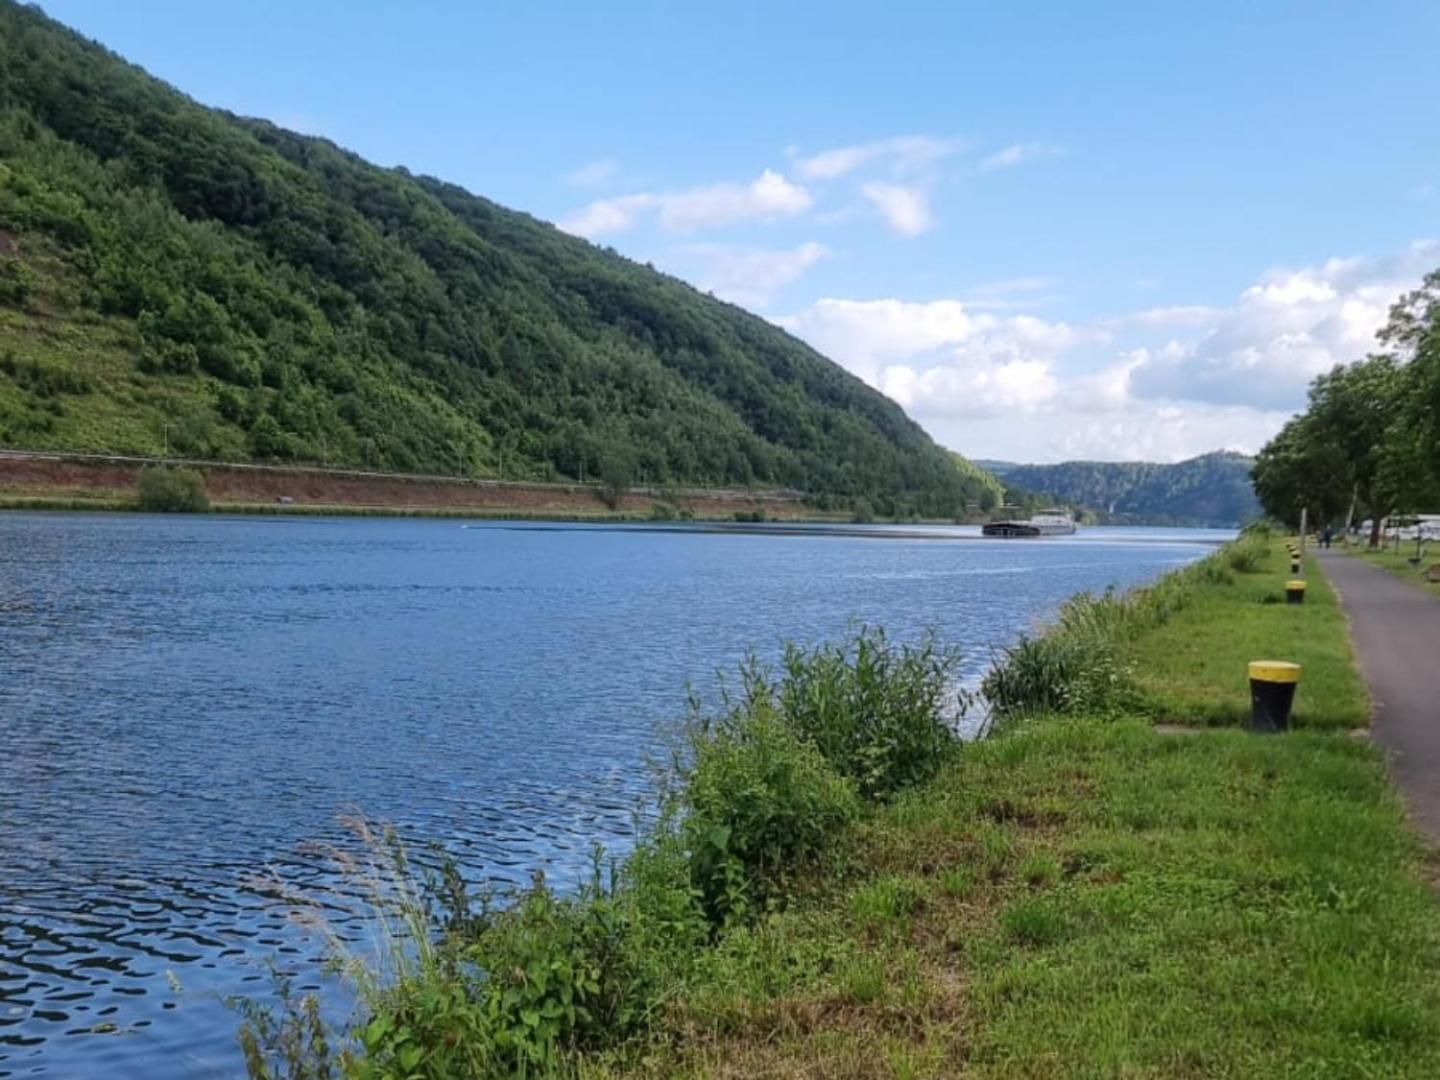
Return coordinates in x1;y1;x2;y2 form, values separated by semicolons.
1319;549;1440;842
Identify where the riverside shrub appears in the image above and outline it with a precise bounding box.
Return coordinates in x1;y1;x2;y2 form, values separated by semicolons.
775;629;961;800
135;466;209;512
681;705;860;926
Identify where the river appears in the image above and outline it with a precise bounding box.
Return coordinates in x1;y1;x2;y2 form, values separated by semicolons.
0;513;1227;1077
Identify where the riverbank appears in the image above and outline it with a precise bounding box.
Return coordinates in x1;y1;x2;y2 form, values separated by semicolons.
239;533;1440;1078
0;449;848;522
612;535;1431;1077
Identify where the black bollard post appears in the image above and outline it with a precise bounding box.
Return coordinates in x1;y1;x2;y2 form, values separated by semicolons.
1249;661;1300;731
1285;579;1306;604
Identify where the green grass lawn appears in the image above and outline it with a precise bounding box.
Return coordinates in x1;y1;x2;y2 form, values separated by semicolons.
1346;542;1440;599
1126;539;1369;729
597;720;1440;1079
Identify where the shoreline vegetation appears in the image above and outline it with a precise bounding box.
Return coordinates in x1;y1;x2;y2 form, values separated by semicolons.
0;453;897;524
239;530;1440;1079
0;452;1256;528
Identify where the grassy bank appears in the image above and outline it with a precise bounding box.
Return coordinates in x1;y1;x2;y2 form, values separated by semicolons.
1125;537;1369;728
241;535;1440;1079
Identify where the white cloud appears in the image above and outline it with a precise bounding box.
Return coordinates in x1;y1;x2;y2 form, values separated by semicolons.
675;241;829;308
860;183;933;237
566;159;619;187
881;357;1057;417
659;169;811;232
777;298;980;383
559;169;812;239
559;193;657;239
791;136;960;181
777;297;1078;399
936;402;1293;463
774;239;1438;463
980;142;1064;170
1129;242;1439;408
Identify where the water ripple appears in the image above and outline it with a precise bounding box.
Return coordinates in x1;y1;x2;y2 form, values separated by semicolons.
0;513;1225;1077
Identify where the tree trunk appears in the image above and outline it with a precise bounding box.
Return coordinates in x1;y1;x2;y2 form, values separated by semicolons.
1369;512;1384;549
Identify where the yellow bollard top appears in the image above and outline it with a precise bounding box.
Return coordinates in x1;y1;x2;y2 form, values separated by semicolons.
1249;660;1301;683
1286;579;1306;590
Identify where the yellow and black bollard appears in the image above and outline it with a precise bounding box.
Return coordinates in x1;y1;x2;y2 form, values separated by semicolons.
1285;579;1306;604
1290;555;1301;575
1248;661;1300;731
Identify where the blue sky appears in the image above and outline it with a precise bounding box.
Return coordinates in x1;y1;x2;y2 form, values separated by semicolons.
41;1;1440;461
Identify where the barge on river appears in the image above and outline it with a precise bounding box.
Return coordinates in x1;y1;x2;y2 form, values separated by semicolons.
982;508;1078;538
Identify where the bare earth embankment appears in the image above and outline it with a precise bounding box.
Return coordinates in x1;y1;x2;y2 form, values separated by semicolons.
0;449;827;520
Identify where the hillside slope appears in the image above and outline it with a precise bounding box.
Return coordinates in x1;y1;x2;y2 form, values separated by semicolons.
0;1;985;516
993;452;1260;526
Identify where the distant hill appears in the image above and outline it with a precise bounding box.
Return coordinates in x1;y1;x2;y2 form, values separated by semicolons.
981;452;1260;527
0;1;992;518
972;459;1020;477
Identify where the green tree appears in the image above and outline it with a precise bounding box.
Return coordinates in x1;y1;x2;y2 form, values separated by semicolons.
134;466;210;512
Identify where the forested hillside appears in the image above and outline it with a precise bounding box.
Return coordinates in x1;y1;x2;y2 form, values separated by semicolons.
988;452;1260;527
0;1;989;516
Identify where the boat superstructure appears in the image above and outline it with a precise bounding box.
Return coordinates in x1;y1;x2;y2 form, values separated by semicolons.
982;508;1078;538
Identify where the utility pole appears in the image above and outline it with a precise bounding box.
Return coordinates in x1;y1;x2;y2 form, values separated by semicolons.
163;423;169;457
1298;506;1307;579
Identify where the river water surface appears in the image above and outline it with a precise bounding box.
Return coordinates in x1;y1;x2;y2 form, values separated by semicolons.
0;514;1227;1077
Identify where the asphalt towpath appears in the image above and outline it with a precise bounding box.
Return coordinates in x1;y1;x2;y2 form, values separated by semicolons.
1319;548;1440;842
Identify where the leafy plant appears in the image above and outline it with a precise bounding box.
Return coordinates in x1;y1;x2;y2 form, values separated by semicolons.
680;703;860;926
135;466;210;512
774;629;962;800
233;975;336;1080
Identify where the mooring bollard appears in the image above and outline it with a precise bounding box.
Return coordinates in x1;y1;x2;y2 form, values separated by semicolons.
1249;660;1301;732
1285;579;1306;604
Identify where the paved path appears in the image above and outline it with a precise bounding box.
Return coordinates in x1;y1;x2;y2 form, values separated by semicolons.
1318;549;1440;841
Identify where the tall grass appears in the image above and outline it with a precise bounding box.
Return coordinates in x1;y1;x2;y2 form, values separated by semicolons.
982;538;1265;721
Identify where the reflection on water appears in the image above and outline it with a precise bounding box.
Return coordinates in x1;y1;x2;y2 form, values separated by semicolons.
0;514;1226;1077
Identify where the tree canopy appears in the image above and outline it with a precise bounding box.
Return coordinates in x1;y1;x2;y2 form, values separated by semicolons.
1252;271;1440;539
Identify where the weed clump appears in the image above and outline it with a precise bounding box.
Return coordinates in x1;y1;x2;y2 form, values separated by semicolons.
776;630;961;800
681;704;861;926
1225;533;1268;573
135;466;210;512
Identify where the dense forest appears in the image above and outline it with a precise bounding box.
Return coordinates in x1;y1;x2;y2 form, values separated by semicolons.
1252;271;1440;540
979;452;1261;527
0;1;994;517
